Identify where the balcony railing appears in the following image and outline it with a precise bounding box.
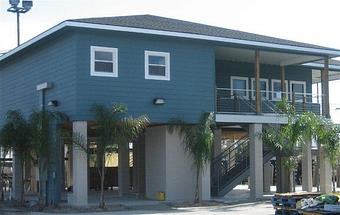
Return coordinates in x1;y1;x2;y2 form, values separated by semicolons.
216;88;321;115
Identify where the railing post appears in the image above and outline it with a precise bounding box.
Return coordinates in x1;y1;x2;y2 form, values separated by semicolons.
302;95;306;112
292;93;296;110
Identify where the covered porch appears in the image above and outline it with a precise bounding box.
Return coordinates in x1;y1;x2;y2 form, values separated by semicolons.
214;45;335;120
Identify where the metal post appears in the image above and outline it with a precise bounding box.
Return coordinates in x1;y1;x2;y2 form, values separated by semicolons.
7;1;33;47
16;12;20;46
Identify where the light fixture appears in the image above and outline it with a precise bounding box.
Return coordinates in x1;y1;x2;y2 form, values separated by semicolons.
153;98;165;105
22;1;33;10
48;100;59;107
7;0;33;46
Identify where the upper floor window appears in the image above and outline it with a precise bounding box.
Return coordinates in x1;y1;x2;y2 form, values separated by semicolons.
271;79;288;101
230;76;248;99
91;46;118;77
145;51;170;80
251;78;269;100
290;81;306;102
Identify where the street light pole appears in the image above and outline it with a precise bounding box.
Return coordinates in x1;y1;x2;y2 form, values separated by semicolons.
7;0;33;46
17;12;20;46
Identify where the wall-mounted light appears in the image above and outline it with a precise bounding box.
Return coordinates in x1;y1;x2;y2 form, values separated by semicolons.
48;100;59;107
153;98;165;105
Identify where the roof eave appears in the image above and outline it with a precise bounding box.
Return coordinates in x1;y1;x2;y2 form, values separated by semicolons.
303;62;340;72
1;20;340;63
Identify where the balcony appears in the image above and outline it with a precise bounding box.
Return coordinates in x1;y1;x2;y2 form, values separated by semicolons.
216;88;321;115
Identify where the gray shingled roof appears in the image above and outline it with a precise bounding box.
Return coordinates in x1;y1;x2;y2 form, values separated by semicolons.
70;15;339;51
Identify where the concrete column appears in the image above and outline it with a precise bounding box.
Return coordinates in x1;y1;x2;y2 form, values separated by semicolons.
71;121;88;206
249;124;263;200
145;126;210;201
302;141;313;192
47;123;62;205
199;163;211;201
214;128;222;158
145;126;166;200
118;142;130;196
320;146;332;193
135;134;146;197
320;57;332;193
12;151;23;201
263;161;272;193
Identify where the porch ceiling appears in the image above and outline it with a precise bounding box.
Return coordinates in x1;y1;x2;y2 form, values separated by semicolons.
215;47;323;66
312;69;340;84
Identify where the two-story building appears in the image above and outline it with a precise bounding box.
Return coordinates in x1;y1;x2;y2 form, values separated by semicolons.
0;15;339;205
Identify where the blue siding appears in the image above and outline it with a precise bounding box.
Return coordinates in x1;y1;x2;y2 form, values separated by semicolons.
0;32;77;125
74;30;215;123
0;28;317;125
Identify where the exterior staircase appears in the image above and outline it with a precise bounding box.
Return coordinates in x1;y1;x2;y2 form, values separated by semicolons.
211;136;273;196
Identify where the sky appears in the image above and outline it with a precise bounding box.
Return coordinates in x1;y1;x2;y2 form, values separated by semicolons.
1;0;340;120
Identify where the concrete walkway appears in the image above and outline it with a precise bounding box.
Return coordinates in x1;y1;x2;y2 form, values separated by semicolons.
26;202;274;215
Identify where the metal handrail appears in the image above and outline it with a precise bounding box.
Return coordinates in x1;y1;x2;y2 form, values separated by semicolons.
216;87;322;96
216;87;322;104
216;88;321;115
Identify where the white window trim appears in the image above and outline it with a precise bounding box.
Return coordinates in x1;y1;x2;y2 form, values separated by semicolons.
145;51;170;81
90;46;118;77
271;79;289;101
250;78;269;100
290;80;307;102
230;76;249;99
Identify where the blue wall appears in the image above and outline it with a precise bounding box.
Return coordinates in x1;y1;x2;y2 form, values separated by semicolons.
73;30;215;123
0;30;215;124
0;28;316;125
0;30;77;125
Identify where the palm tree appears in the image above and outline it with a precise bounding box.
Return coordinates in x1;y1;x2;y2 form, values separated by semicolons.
28;110;67;206
73;104;149;208
263;99;322;192
0;110;31;204
317;120;340;192
168;112;214;203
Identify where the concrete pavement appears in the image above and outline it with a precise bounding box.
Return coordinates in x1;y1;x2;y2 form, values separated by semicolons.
25;202;274;215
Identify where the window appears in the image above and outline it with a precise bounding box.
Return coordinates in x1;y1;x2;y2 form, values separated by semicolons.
91;46;118;77
271;79;288;101
230;76;249;99
145;51;170;80
250;78;269;100
290;81;306;102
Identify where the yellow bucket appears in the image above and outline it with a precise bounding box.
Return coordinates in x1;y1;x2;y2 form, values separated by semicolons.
156;191;165;201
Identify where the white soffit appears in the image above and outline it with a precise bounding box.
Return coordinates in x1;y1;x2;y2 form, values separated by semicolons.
215;47;323;66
